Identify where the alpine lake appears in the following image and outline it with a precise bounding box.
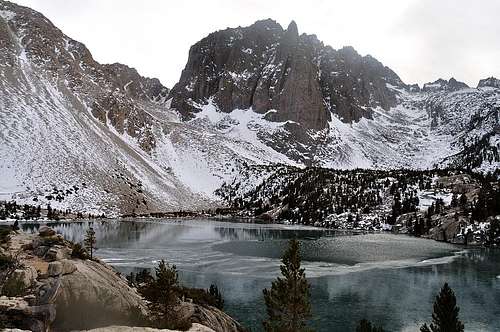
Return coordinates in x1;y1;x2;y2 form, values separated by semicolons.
22;219;500;332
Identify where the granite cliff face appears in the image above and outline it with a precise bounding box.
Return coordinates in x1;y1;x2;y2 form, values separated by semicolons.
168;19;498;170
169;20;405;129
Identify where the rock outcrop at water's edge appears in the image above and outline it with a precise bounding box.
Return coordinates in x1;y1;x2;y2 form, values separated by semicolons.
82;323;216;332
0;227;244;332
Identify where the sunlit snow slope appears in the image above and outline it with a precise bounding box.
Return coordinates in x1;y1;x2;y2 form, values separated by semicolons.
0;2;293;215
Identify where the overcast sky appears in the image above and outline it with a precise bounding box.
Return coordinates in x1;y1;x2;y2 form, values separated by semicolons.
14;0;500;88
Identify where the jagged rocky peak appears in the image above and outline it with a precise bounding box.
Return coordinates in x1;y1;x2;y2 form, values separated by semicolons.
448;77;469;90
286;20;299;37
408;83;421;92
0;1;168;104
102;63;169;103
478;76;500;89
422;78;469;92
168;19;407;129
0;0;99;82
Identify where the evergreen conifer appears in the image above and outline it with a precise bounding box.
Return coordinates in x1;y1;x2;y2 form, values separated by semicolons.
263;239;312;332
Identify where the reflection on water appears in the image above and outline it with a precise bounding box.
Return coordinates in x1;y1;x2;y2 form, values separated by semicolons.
21;220;500;332
22;219;332;245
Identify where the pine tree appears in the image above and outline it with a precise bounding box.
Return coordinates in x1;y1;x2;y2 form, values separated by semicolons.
84;226;96;260
263;239;312;332
47;204;53;220
140;260;180;327
420;283;464;332
450;193;458;208
356;319;385;332
209;284;224;309
489;218;500;246
459;194;467;208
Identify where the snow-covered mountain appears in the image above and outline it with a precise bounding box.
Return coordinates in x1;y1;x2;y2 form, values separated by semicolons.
168;20;499;170
0;1;498;215
0;1;293;215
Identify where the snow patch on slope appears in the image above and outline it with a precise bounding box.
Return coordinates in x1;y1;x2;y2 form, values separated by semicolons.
318;88;489;170
190;100;299;166
0;9;16;21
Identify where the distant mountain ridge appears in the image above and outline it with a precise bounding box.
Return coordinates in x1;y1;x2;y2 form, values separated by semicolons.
478;77;500;89
422;78;469;92
0;1;498;215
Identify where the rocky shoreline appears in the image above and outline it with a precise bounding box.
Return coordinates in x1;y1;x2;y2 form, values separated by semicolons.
0;226;245;332
6;211;495;249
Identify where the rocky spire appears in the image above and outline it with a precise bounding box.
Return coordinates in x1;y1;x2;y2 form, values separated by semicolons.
279;20;300;52
168;18;406;127
286;20;299;38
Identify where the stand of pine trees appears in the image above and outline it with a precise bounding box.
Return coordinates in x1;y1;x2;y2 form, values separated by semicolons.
125;262;227;329
217;167;500;245
0;200;107;221
218;168;464;226
139;260;184;329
